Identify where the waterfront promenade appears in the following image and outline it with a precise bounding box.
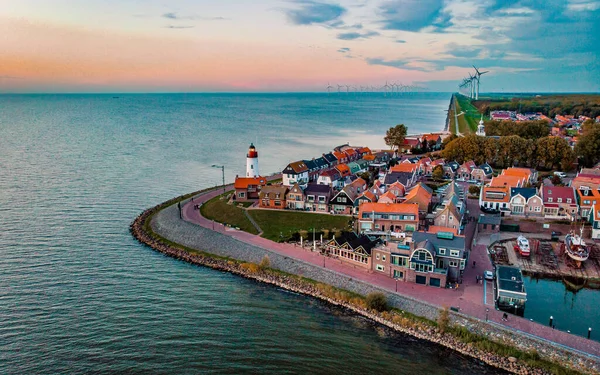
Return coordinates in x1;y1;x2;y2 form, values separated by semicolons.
176;183;600;359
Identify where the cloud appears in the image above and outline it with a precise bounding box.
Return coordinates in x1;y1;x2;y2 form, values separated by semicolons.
337;30;379;40
445;43;482;58
284;0;347;26
337;47;351;53
165;25;195;29
365;57;430;71
378;0;449;31
161;12;229;21
395;39;406;43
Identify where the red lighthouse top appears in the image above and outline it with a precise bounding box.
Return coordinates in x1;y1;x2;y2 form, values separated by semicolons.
247;143;258;158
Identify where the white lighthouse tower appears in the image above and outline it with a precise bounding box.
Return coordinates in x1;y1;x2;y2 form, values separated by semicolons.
246;143;259;177
476;115;486;136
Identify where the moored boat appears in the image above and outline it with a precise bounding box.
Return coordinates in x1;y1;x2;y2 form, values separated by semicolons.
564;228;590;266
516;235;530;257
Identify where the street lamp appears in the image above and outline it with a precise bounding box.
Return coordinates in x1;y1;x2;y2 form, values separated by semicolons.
211;164;225;193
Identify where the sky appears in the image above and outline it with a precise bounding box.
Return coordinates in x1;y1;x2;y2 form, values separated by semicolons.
1;0;599;93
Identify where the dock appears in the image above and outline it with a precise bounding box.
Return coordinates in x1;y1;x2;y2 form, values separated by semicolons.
490;238;600;288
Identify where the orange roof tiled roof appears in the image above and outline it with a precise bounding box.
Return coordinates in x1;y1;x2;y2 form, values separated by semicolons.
234;176;266;189
335;163;351;177
378;190;399;202
422;134;441;142
576;188;600;205
427;226;459;235
390;163;418;173
363;154;376;161
481;185;511;203
359;202;419;215
358;190;377;202
503;167;532;178
333;151;346;161
490;175;523;188
404;184;432;200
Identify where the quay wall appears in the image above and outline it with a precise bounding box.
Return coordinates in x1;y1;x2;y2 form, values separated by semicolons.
136;201;600;374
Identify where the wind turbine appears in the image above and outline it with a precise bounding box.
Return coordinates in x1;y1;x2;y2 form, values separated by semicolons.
326;82;333;95
345;85;351;94
383;81;391;97
473;65;489;100
337;84;343;94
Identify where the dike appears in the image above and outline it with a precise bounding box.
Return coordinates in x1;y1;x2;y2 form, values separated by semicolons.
130;191;600;375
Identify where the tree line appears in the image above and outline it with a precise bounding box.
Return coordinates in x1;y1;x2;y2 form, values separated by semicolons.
442;134;576;171
474;95;600;118
483;120;550;139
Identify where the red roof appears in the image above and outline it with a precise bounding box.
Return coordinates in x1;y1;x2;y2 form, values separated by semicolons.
403;138;420;147
542;186;576;203
234;177;266;189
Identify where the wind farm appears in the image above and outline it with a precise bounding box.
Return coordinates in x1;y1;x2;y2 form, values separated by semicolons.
325;81;428;96
459;65;489;100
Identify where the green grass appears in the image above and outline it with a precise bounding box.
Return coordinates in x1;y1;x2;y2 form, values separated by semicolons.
248;210;352;242
455;94;482;134
200;192;259;234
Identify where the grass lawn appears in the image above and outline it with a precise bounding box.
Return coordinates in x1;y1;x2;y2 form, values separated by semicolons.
200;193;259;235
249;209;352;242
455;94;482;134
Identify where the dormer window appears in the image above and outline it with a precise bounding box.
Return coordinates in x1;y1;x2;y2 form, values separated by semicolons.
557;198;562;203
548;198;553;202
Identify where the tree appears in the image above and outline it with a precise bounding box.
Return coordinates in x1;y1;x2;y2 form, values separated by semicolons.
358;171;372;186
442;134;493;165
384;124;407;151
441;134;458;149
432;165;444;180
551;175;563;186
468;185;480;196
536;136;576;171
497;135;528;168
575;122;600;167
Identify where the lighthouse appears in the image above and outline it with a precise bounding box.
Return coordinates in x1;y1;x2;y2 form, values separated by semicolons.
476;115;486;136
246;143;259;177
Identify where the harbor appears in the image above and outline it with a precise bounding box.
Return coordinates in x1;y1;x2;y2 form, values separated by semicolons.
490;236;600;285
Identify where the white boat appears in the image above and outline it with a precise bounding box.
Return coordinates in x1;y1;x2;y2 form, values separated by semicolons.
564;228;590;264
516;235;530;257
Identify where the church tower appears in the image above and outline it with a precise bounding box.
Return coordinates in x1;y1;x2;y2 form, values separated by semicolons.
476;115;486;136
246;143;259;177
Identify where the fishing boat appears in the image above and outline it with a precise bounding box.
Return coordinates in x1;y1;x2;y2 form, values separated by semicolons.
564;226;590;267
516;235;530;257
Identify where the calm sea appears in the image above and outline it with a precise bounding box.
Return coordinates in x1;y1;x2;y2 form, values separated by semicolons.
0;93;508;374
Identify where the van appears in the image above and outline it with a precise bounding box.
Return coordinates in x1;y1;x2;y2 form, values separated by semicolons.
554;171;567;178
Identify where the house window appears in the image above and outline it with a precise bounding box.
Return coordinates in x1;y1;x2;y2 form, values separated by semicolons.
449;260;458;267
439;248;446;255
449;215;453;221
382;255;386;261
548;198;553;203
557;198;562;203
376;265;385;272
376;254;380;260
238;192;245;198
441;215;445;220
251;165;254;169
567;198;571;203
450;250;460;257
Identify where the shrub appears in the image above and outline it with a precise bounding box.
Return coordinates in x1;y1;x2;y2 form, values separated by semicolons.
437;306;450;333
468;185;480;196
298;230;308;240
366;292;389;312
259;255;270;270
322;229;330;239
240;262;260;274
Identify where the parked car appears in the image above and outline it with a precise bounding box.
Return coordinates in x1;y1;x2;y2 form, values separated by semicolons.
484;270;494;281
554;171;567;178
480;206;500;214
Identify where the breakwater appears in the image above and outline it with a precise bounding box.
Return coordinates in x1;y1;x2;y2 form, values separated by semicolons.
130;192;600;375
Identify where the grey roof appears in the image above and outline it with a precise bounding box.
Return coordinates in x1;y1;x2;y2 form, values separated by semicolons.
478;163;493;175
323;153;337;164
304;183;331;196
447;161;460;171
332;232;381;255
314;157;328;169
303;159;318;171
496;265;527;296
478;214;501;225
412;231;465;257
510;187;538;200
384;172;412;186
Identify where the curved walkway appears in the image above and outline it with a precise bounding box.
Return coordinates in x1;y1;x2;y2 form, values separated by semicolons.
180;183;600;360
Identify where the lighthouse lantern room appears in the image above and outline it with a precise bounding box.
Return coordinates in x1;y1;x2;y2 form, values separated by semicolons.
246;143;259;177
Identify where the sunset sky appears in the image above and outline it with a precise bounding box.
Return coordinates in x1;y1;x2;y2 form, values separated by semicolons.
1;0;599;93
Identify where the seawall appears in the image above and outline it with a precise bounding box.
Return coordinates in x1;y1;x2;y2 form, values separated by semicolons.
131;194;600;375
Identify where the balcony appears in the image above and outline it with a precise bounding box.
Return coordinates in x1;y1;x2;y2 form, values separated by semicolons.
432;267;449;275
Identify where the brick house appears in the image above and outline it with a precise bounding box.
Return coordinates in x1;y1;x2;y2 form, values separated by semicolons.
398;138;422;153
371;231;465;286
509;187;543;216
357;202;419;235
541;186;578;220
457;160;476;180
471;163;493;182
329;178;366;215
317;169;342;188
259;185;288;209
479;185;511;211
576;186;600;219
589;205;600;239
234;176;267;201
304;183;332;212
402;183;433;214
286;183;305;210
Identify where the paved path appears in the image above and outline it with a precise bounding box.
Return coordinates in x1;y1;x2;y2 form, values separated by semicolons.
180;184;600;359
